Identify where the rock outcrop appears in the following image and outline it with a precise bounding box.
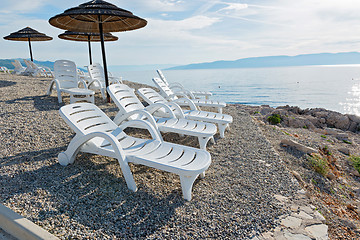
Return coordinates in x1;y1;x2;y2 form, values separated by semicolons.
250;105;360;133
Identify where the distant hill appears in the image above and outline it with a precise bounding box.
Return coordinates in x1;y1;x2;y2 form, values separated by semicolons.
108;64;177;72
167;52;360;70
0;59;55;70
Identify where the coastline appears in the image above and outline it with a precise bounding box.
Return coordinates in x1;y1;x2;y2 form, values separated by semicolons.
1;72;359;239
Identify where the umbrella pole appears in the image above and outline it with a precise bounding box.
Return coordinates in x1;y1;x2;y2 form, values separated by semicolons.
98;17;110;103
87;36;92;65
28;38;33;62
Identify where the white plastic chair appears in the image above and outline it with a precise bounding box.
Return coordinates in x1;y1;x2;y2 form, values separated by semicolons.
157;69;212;99
138;87;233;138
87;63;122;99
46;60;94;104
11;60;26;75
107;84;216;150
58;102;211;200
153;77;226;114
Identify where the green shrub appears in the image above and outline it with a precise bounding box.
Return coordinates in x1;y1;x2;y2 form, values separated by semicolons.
349;155;360;174
321;135;327;138
343;140;352;144
308;154;329;176
267;114;282;125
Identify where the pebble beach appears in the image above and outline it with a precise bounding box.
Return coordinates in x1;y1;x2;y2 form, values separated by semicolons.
1;72;360;239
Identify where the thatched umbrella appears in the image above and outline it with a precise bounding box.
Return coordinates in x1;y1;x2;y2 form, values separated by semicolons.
58;31;118;65
49;0;147;102
3;27;53;61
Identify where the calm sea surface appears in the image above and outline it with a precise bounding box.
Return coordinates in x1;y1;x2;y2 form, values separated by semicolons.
114;65;360;115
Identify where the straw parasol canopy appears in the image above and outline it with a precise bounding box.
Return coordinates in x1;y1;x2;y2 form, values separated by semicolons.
3;27;53;61
58;31;118;64
49;0;147;102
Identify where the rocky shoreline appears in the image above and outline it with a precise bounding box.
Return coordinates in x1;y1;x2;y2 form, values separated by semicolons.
1;73;360;239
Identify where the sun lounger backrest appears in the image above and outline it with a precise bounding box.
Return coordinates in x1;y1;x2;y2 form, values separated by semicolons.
88;63;105;83
60;103;121;135
137;88;168;105
156;70;169;86
108;84;144;117
54;60;79;89
59;103;127;146
152;78;177;99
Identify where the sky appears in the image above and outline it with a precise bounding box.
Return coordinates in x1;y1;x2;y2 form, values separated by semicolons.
1;0;360;68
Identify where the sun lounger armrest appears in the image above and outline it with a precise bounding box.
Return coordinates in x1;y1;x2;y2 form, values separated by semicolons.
169;82;185;89
61;131;127;165
172;90;196;100
109;76;122;84
145;103;178;118
118;119;163;142
78;79;88;88
172;97;198;111
113;109;158;129
162;102;186;119
88;79;102;88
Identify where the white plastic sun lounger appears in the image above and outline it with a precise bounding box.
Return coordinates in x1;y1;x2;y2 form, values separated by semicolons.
138;88;232;138
157;69;212;99
107;84;217;150
153;77;226;113
23;59;48;77
58;102;211;200
11;60;26;75
47;60;94;104
0;66;10;74
87;63;122;99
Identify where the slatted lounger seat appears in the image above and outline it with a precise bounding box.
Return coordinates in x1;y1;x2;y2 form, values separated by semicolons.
137;87;233;138
58;102;211;200
153;77;226;113
107;83;217;150
157;69;212;99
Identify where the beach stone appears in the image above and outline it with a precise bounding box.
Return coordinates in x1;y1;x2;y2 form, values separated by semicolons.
280;139;317;154
338;147;350;155
274;194;289;204
313;128;327;135
335;133;350;141
281;216;302;229
293;211;313;220
323;127;339;135
349;169;360;177
305;224;328;240
283;232;312;240
326;172;336;181
292;171;305;185
347;114;360;124
348;121;358;132
260;107;274;116
313;211;326;222
299;206;313;214
326;113;350;130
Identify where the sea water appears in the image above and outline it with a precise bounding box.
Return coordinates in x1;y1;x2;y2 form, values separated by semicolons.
113;65;360;115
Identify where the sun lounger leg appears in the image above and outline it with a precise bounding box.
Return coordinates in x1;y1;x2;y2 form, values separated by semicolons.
100;88;106;99
200;171;205;178
46;80;55;95
57;91;63;103
218;123;228;138
198;136;211;150
217;107;222;114
116;159;138;192
180;175;198;201
210;136;215;144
